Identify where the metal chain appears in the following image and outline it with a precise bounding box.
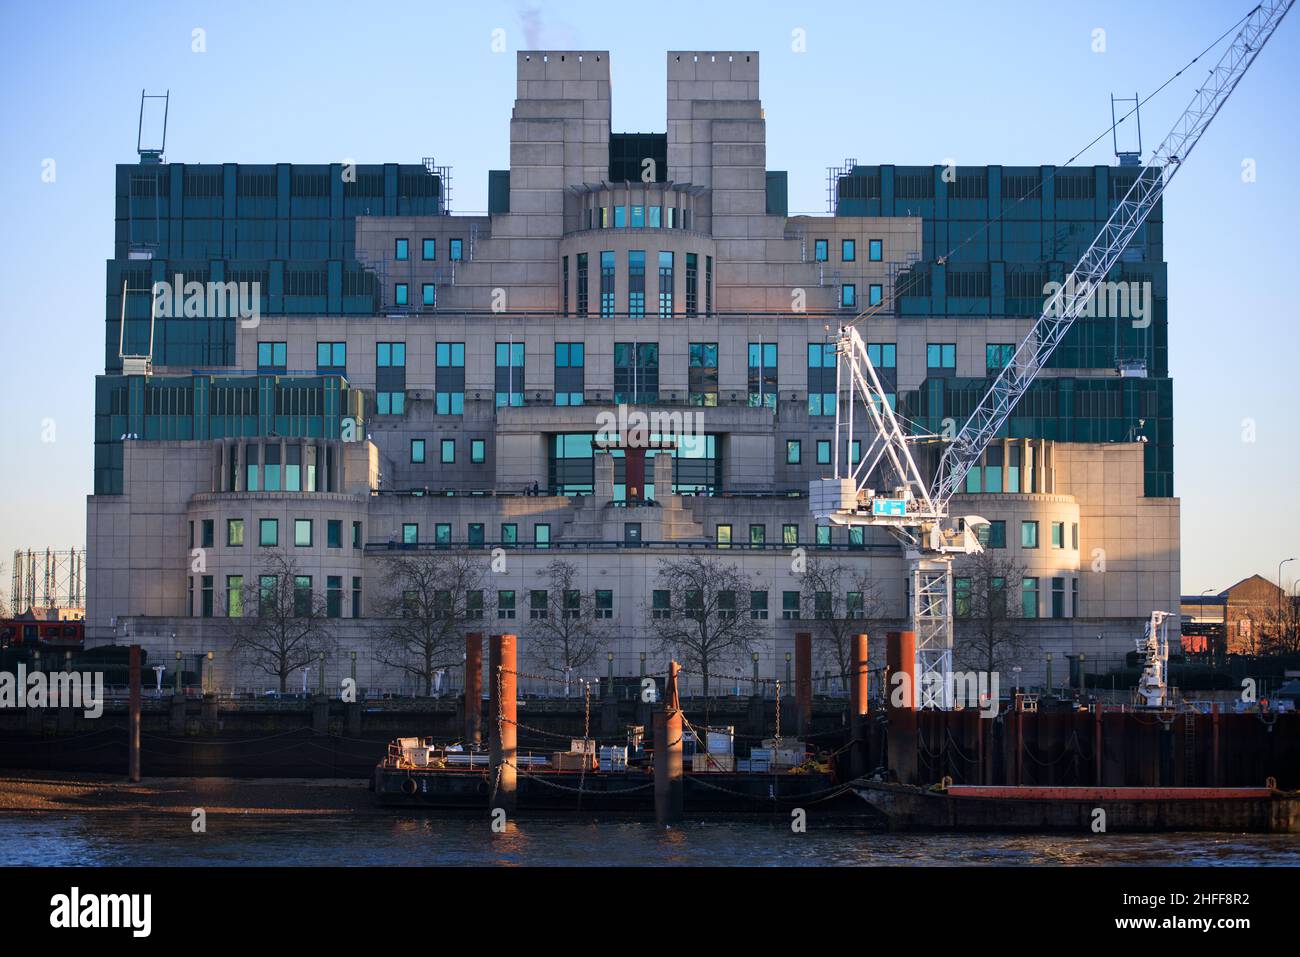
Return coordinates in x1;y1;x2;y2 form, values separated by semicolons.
774;680;781;745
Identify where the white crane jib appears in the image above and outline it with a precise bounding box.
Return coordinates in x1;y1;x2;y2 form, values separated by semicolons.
810;0;1293;709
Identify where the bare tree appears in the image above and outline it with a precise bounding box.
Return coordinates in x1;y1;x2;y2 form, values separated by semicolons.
645;555;766;702
0;560;9;619
1260;595;1300;656
799;556;893;691
526;559;609;696
373;550;489;696
952;550;1037;677
226;551;337;692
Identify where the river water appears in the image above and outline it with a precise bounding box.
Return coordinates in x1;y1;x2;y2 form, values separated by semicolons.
1;814;1296;866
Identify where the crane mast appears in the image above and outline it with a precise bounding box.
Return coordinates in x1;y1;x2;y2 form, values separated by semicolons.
811;0;1293;708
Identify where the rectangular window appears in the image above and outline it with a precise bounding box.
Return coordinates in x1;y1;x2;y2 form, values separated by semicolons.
450;238;463;261
705;255;712;315
786;440;801;464
402;523;418;545
955;577;972;619
576;252;589;315
226;575;244;618
977;520;1007;549
497;590;515;619
422;238;436;260
395;283;409;306
600;251;616;316
471;439;485;464
1072;523;1079;550
257;341;287;371
685;253;699;316
652;590;671;620
201;576;214;618
353;577;362;618
750;590;769;620
807;342;838;416
869;284;883;307
1022;577;1039;619
749;524;766;546
1021;521;1039;548
927;343;956;370
294;519;312;547
554;342;585;406
986;343;1015;373
842;239;856;262
422;283;436;307
441;439;455;464
624;523;642;545
395;238;409;261
627;250;646;317
411;439;425;463
327;520;342;549
200;519;214;549
436;341;465;415
688;341;718;406
435;524;451;547
495;341;525;408
467;523;485;547
316;341;346;373
259;575;277;616
658;251;673;317
716;524;732;548
327;576;342;618
869;238;882;261
614;341;659;404
782;591;801;620
815;525;831;546
817;440;831;465
530;590;549;620
814;239;828;262
293;576;312;618
227;518;244;547
813;591;832;620
595;589;613;619
352;521;362;549
259;518;278;547
841;284;856;308
534;524;550;548
1051;577;1065;619
1051;522;1064;548
783;524;798;546
465;590;483;620
747;342;777;409
501;523;518;546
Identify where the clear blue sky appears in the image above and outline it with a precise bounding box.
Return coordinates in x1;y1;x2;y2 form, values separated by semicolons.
1;0;1297;598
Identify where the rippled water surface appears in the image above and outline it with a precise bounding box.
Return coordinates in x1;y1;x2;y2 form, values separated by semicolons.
1;814;1296;866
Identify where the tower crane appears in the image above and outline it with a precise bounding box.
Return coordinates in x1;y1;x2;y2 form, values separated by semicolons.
810;0;1293;708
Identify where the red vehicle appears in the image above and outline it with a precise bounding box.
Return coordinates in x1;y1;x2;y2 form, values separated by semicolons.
0;617;84;649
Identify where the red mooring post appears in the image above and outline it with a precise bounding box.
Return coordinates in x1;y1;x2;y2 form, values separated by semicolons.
465;632;483;748
885;631;918;785
1212;703;1221;786
128;644;141;783
848;632;869;778
1094;704;1103;785
654;660;684;824
794;632;812;736
488;633;518;813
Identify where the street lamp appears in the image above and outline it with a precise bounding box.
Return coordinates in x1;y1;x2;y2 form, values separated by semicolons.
784;651;792;686
1279;558;1296;620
